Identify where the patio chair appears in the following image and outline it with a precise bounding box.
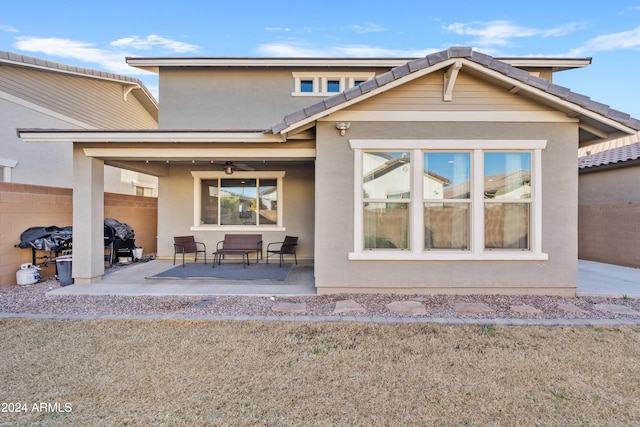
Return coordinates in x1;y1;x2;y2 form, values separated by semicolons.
173;236;207;267
266;236;298;267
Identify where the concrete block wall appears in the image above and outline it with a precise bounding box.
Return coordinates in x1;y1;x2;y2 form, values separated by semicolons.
0;183;157;287
578;203;640;268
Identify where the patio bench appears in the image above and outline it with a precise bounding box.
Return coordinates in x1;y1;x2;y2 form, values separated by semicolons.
213;234;262;268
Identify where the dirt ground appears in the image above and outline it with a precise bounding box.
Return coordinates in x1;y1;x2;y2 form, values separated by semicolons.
1;319;639;426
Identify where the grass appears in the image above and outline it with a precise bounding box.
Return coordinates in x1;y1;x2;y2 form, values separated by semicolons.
0;320;639;426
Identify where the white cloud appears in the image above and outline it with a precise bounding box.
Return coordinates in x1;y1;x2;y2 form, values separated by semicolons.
256;41;435;57
12;34;200;76
348;23;387;34
264;27;291;32
567;26;640;55
110;34;200;53
0;24;19;33
443;20;579;47
13;37;152;75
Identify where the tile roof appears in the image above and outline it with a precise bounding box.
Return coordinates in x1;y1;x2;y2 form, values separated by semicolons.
0;50;157;105
579;140;640;170
271;46;640;135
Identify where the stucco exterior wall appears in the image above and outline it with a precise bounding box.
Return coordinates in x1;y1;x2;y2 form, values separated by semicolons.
156;163;315;262
578;166;640;267
314;120;579;295
158;68;380;130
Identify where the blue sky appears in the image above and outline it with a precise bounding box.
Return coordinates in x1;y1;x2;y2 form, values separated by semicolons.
1;1;640;118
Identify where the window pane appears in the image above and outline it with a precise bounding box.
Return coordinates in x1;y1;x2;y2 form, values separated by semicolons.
300;80;313;92
327;80;340;92
259;179;277;225
363;152;411;199
364;202;409;249
424;152;470;199
485;203;529;249
220;179;257;225
484;152;531;199
201;179;219;225
424;203;469;250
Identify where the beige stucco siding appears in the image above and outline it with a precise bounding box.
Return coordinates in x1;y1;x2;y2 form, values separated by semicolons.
156;163;315;261
0;66;157;129
314;120;578;295
349;71;555;112
158;68;382;130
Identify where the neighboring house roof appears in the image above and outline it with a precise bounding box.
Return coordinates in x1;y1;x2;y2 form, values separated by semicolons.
0;50;158;120
578;139;640;172
270;47;640;143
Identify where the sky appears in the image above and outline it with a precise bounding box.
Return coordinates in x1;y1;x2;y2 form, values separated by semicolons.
1;1;640;118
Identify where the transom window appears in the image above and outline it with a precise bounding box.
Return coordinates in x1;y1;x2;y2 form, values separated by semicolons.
350;140;547;261
292;72;375;96
191;171;285;230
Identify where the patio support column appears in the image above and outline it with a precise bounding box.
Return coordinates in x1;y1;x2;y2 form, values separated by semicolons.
72;145;105;284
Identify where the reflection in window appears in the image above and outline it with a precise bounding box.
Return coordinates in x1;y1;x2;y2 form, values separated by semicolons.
424;152;470;250
484;152;531;249
363;152;411;249
200;178;278;226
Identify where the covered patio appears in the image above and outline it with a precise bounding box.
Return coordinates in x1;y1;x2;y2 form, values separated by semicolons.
18;129;316;287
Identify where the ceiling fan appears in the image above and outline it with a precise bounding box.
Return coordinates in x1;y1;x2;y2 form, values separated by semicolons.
211;160;255;174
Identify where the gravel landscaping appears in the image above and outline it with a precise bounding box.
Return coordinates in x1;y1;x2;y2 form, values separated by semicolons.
1;265;640;321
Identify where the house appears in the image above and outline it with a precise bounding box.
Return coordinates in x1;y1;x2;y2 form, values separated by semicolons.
578;133;640;268
18;47;640;295
0;51;159;286
0;51;158;193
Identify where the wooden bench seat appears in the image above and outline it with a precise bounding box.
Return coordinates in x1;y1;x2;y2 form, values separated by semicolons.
212;234;262;267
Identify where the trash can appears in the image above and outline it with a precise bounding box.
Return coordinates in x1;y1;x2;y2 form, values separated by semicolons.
56;255;73;286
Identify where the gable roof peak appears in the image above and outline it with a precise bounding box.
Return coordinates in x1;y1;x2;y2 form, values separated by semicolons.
271;47;640;137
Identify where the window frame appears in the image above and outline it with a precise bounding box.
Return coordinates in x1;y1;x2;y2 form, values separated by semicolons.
292;72;375;96
349;139;547;261
191;171;286;231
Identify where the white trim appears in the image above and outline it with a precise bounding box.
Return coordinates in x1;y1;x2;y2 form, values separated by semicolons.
325;110;578;123
82;147;316;160
350;139;548;150
348;251;548;261
191;226;287;232
0;158;17;183
19;131;284;143
351;140;548;261
191;171;286;228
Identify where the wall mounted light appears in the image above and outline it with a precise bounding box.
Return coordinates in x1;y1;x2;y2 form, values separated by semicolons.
335;122;351;136
224;161;235;175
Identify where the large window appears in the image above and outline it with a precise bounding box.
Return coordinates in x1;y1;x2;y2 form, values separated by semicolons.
363;152;411;249
192;171;285;230
350;140;546;261
424;152;471;250
484;152;531;250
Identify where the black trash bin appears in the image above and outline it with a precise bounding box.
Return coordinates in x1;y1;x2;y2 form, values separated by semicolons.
56;255;73;286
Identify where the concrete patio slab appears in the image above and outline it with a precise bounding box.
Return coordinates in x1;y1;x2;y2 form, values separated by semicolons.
577;260;640;298
47;259;316;297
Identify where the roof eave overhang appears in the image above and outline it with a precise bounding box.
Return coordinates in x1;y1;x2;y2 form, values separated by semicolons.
17;130;285;144
125;56;592;73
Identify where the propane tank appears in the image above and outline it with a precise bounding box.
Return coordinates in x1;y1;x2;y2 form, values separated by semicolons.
16;263;41;286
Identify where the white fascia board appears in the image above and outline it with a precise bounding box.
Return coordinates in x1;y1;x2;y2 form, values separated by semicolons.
17;131;283;143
